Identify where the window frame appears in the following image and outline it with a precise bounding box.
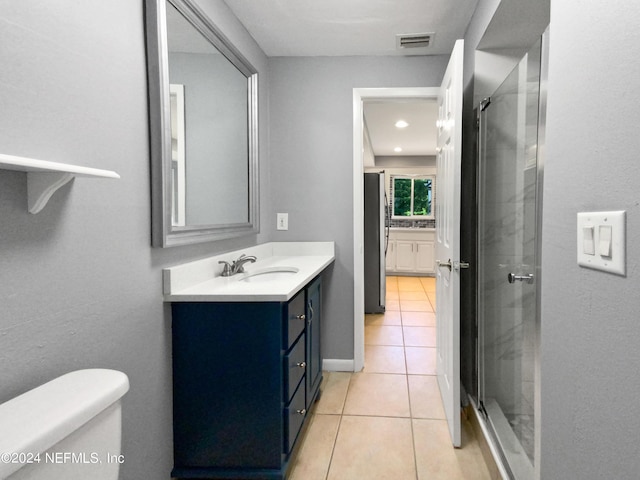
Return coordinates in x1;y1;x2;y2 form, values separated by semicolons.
390;174;435;220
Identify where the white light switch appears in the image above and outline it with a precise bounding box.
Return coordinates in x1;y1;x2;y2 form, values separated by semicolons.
598;225;612;257
277;213;288;231
582;226;595;255
577;211;626;276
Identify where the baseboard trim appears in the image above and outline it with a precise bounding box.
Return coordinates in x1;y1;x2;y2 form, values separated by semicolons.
322;358;355;372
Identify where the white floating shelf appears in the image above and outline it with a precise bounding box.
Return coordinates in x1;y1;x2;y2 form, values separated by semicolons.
0;153;120;214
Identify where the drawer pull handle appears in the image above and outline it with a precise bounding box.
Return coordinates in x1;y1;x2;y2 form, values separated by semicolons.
296;361;307;368
296;409;306;416
296;314;306;320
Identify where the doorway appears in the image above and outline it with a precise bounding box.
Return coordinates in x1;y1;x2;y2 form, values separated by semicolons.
353;88;439;372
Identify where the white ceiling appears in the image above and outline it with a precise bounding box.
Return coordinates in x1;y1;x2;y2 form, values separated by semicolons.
221;0;479;156
222;0;479;57
364;100;438;156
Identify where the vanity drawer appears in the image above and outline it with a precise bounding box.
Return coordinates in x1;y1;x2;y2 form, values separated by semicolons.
284;381;306;454
285;291;305;349
284;336;306;401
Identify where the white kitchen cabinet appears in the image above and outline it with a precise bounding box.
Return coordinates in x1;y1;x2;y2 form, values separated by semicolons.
386;230;435;274
395;240;416;271
415;241;435;273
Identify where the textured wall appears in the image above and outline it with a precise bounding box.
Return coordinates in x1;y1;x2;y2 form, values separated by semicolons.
540;1;640;478
267;55;448;360
0;1;268;479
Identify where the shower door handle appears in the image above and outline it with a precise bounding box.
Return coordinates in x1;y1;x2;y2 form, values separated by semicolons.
508;273;534;284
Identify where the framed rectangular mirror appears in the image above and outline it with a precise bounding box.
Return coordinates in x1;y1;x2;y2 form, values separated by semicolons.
146;0;259;247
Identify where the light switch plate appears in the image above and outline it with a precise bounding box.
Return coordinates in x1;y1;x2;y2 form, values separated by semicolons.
577;211;626;276
277;213;288;231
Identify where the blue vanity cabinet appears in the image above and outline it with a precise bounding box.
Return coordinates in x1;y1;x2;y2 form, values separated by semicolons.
305;276;322;410
170;276;323;480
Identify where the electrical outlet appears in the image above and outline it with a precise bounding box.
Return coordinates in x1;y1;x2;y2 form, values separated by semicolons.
277;213;288;230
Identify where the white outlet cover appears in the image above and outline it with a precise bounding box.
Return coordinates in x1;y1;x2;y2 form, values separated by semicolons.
577;211;626;276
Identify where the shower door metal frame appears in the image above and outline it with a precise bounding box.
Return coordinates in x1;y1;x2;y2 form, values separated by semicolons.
475;27;549;480
532;26;549;480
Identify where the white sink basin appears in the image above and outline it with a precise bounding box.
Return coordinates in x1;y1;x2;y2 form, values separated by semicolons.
237;266;299;283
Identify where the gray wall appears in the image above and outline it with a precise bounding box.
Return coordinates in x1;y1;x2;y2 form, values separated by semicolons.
0;1;268;479
540;1;640;478
267;56;448;360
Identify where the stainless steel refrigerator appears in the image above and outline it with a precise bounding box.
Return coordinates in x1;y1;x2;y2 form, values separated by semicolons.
364;172;389;313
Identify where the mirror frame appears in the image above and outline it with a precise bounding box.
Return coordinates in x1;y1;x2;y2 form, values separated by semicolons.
146;0;259;247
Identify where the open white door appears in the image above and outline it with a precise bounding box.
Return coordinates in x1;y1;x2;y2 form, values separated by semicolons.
435;39;464;447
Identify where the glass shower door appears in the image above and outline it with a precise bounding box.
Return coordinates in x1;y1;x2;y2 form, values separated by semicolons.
477;39;542;479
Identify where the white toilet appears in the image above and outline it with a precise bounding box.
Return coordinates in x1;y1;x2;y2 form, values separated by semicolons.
0;369;129;480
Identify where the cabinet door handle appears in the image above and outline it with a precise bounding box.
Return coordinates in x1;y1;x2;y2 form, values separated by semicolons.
296;362;306;368
295;409;306;416
296;314;306;320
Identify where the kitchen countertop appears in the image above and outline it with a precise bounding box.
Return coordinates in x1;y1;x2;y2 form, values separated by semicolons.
389;227;436;231
163;242;335;302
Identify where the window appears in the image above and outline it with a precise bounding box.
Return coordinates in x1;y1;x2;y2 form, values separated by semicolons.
391;175;434;219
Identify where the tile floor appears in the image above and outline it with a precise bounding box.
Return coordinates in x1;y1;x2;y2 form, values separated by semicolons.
288;276;492;480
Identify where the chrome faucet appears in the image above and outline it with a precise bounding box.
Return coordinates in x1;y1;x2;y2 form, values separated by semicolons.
218;254;257;277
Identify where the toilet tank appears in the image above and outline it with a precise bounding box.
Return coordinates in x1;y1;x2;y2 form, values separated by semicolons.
0;369;129;480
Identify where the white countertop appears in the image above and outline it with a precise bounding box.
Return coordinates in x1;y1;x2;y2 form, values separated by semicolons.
163;242;335;302
389;227;436;231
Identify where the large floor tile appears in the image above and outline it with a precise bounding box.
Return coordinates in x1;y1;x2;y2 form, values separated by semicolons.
364;345;406;374
420;276;436;293
408;375;446;419
403;326;437;347
427;292;437;311
365;310;402;326
385;299;400;311
365;325;404;346
400;300;434;312
405;347;437;375
413;418;491;480
288;414;340;480
402;311;436;327
386;289;400;300
396;278;425;292
343;372;410;417
315;371;351;414
399;290;429;301
327;416;416;480
291;277;494;480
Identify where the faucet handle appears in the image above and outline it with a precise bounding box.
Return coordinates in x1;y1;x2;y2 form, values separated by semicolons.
218;261;233;277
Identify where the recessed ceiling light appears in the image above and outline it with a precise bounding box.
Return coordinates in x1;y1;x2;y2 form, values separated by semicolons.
394;147;403;153
395;120;409;128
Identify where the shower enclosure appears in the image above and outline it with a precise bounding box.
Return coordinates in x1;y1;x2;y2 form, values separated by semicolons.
476;34;546;479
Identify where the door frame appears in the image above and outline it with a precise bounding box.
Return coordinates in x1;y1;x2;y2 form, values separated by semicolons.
352;87;439;372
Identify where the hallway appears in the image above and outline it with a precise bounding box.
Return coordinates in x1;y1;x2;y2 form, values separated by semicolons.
289;276;492;479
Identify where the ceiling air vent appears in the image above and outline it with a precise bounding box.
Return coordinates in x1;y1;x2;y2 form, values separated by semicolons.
396;33;434;50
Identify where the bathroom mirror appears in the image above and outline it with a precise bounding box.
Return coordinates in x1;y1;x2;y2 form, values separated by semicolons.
146;0;259;247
